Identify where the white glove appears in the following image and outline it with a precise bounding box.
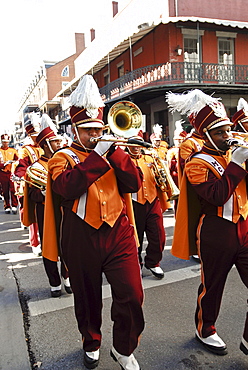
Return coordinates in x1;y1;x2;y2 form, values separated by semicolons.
4;160;14;166
231;146;248;166
93;134;115;156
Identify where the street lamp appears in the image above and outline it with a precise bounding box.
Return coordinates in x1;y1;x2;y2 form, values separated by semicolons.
175;45;183;56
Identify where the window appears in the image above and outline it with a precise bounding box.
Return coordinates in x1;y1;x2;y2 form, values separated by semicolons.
117;61;124;78
217;37;235;83
104;72;110;85
218;38;234;64
133;47;143;57
184;37;199;63
183;35;201;82
61;66;69;77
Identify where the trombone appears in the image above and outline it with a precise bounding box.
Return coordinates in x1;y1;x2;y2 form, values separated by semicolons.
90;100;152;148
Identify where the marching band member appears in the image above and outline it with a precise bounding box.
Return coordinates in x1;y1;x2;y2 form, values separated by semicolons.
42;75;144;369
166;95;205;261
166;120;186;213
0;134;18;214
168;89;248;356
232;97;248;134
150;124;171;210
14;112;43;256
150;123;168;160
23;114;72;298
178;126;204;186
126;134;168;279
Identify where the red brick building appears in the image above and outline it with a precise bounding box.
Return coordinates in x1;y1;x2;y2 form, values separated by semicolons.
17;0;248;144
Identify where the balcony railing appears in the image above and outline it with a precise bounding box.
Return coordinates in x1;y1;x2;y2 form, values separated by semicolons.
100;62;248;101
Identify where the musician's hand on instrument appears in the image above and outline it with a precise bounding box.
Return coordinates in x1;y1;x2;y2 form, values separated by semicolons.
11;174;22;182
231;146;248;166
93;134;115;156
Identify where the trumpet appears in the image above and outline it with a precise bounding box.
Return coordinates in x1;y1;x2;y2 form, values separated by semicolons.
90;100;152;148
146;150;180;201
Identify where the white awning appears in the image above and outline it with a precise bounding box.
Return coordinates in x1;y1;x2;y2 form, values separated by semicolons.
56;14;248;98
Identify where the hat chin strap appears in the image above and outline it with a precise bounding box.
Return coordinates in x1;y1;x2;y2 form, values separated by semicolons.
46;140;54;154
239;122;248;133
205;131;225;153
74;126;92;152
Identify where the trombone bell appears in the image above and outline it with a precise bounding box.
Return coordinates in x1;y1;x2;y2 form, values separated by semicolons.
107;101;142;138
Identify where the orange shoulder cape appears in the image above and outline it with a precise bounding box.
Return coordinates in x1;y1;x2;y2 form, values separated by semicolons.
22;181;37;226
42;173;61;261
171;172;200;260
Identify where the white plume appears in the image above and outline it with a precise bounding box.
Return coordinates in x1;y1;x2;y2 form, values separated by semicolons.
174;119;184;138
165;89;221;116
40;114;58;134
153;124;162;137
69;75;105;118
237;97;248;111
28;112;41;132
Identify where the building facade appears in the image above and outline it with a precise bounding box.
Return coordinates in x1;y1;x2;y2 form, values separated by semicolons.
16;0;248;145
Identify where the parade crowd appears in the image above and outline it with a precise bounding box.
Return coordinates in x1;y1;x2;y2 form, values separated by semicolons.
1;75;248;369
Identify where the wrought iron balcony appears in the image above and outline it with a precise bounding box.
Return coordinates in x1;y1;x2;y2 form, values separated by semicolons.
100;62;248;102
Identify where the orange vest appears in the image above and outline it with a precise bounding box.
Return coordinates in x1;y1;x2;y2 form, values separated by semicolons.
0;147;18;172
130;154;168;212
154;142;168;161
49;148;123;229
130;155;157;204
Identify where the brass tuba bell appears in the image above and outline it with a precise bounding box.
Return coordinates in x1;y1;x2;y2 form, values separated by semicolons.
26;164;48;190
107;101;143;138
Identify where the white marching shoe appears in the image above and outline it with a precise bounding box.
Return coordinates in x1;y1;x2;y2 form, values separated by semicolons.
83;349;100;369
195;330;227;355
12;206;17;214
32;244;42;257
110;346;140;370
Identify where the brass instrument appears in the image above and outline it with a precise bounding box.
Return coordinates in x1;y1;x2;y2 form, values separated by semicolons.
90;136;152;148
231;131;248;140
101;100;179;200
226;138;248;149
107;100;143;138
26;165;47;190
149;151;180;201
91;100;152;148
12;165;47;192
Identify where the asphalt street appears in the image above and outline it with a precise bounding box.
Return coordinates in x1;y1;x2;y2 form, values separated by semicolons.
0;204;248;370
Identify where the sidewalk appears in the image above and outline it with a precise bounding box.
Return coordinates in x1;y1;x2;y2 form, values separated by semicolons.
0;209;31;370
